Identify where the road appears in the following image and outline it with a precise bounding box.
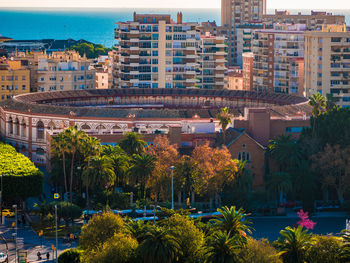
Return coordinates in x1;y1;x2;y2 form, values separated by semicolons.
0;218;76;263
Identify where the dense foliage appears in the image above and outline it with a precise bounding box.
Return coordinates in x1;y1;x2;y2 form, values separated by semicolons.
0;143;43;200
67;43;112;59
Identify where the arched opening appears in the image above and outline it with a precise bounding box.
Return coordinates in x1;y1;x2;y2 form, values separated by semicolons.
8;117;13;134
37;121;45;140
14;118;20;136
21;119;26;138
48;121;56;131
96;124;106;130
81;124;91;130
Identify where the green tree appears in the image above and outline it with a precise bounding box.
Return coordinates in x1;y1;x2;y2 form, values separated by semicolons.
125;220;150;243
82;136;102;208
86;155;116;191
274;226;313;263
162;214;205;263
52;132;69;194
130;153;157;199
309;93;326;136
58;248;81;263
266;172;292;205
79;212;124;252
205;231;242;263
119;132;146;156
54;201;82;227
137;226;180;263
91;233;138;263
212;206;252;240
217;107;233;144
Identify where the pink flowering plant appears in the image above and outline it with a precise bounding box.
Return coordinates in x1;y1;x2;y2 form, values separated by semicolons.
297;210;316;230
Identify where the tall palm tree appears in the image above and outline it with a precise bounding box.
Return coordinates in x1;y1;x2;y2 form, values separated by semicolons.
130;153;157;199
119;132;146;156
82;136;101;209
64;125;87;204
266;172;292;205
104;146;131;187
309;93;326;136
138;226;180;263
51;132;69;195
268;135;302;171
216;107;233;144
205;231;242;263
88;155;116;191
274;226;313;263
212;206;252;239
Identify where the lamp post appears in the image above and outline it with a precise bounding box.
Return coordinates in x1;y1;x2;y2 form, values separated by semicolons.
170;166;175;210
55;205;58;263
12;204;17;263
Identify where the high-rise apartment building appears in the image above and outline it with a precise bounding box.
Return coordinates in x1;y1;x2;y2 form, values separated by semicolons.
197;34;227;89
115;13;200;89
263;10;346;30
305;25;350;107
37;52;95;92
253;24;305;95
221;0;266;66
242;52;254;91
0;58;30;101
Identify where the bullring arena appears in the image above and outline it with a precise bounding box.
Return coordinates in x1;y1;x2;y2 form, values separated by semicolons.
0;89;311;167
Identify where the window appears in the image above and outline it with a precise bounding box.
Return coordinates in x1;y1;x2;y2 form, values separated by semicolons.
238;152;250;162
152;42;158;48
22;85;26;90
22;76;26;80
36;121;45;140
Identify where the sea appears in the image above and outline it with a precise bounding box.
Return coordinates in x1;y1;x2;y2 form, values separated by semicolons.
0;8;350;48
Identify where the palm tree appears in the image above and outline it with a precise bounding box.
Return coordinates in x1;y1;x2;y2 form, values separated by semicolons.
309;93;326;136
126;220;149;243
212;206;252;239
82;136;101;209
340;230;350;261
266;172;292;205
104;146;131;187
216;107;233;144
205;231;242;263
137;226;180;263
130;153;157;199
87;155;116;191
51;132;69;195
64;125;87;204
274;226;313;263
268;135;302;171
119;132;146;156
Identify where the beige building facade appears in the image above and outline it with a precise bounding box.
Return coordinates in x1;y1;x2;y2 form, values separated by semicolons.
305;25;350;107
0;59;30;101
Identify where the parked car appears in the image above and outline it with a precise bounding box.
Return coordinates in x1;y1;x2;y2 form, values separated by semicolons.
0;252;8;263
1;209;14;217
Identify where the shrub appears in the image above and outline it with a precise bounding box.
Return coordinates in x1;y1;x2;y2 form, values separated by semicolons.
91;233;138;263
79;212;124;251
58;248;81;263
238;238;282;263
306;235;342;263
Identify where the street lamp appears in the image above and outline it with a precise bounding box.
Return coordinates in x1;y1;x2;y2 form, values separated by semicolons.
55;205;58;263
12;204;17;263
170;166;175;210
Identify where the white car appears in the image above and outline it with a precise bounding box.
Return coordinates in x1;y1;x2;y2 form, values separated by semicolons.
0;252;7;263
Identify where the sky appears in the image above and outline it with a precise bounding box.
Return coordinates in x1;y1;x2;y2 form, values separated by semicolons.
0;0;348;9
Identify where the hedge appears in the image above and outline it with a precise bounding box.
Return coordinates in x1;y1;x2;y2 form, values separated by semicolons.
0;143;44;200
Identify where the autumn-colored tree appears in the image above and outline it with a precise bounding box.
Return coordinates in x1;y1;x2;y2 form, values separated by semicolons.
146;136;181;201
312;144;350;205
191;143;238;209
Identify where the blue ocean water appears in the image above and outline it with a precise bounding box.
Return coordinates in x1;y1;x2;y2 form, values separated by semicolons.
0;8;350;48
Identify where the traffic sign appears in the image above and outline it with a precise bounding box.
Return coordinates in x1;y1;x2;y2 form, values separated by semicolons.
54;193;60;199
51;245;56;251
38;230;43;237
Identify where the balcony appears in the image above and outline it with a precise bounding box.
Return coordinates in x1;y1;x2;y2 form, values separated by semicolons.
130;38;139;42
130;55;139;59
130;47;139;51
216;44;226;48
